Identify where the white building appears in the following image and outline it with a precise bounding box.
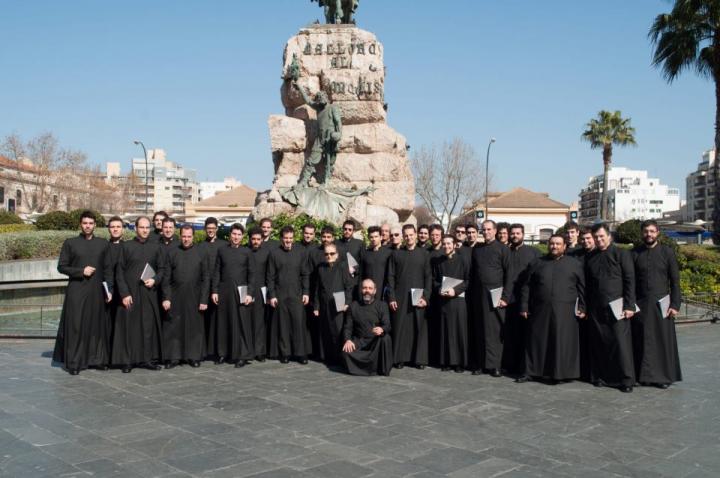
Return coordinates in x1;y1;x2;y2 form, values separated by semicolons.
130;149;199;215
198;177;242;201
685;150;715;222
579;166;680;223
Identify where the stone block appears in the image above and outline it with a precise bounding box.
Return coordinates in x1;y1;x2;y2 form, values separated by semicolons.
338;123;407;154
268;115;306;152
335;100;386;125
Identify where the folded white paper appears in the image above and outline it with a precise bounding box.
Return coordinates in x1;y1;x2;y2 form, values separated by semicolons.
574;297;581;316
346;252;359;275
237;285;248;303
489;287;503;308
102;281;112;301
658;294;671;318
441;276;463;295
333;291;346;312
609;298;640;320
410;288;423;306
140;263;156;281
261;286;267;304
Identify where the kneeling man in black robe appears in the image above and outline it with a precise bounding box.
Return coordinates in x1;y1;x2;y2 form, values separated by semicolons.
342;279;393;376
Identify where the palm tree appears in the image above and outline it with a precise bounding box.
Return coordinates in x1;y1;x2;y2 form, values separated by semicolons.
581;110;637;221
649;0;720;241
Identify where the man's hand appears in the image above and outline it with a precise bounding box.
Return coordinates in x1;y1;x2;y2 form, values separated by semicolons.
667;308;678;319
162;300;171;311
243;296;253;306
343;304;349;312
442;289;456;298
199;303;208;311
302;295;309;305
105;293;112;304
372;326;384;336
498;299;508;309
83;266;96;277
342;340;356;353
270;298;278;308
122;296;133;309
313;310;320;317
144;278;155;289
211;293;219;305
418;298;427;308
520;312;529;319
577;312;586;319
622;310;635;320
389;301;398;312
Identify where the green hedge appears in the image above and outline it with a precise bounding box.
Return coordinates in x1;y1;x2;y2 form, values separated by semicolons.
0;229;135;261
0;211;23;225
0;224;36;234
36;209;106;230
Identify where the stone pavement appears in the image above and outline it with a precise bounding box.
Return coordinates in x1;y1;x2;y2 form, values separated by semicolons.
0;324;718;478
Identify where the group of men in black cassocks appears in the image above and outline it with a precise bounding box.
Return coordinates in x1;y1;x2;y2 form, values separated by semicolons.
53;211;682;392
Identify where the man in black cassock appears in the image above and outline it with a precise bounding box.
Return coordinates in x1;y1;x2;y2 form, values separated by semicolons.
267;226;312;364
112;216;166;373
161;225;209;368
417;224;430;249
150;211;167;243
360;226;392;300
198;217;226;361
388;226;403;250
307;225;336;356
631;220;682;388
432;235;469;372
338;220;363;270
210;223;255;367
313;243;353;365
496;222;510;246
502;223;541;376
564;221;581;256
104;215;125;356
53;211;110;375
517;234;586;383
387;224;432;369
342;279;393;376
248;228;270;361
572;226;595;381
159;217;176;248
380;223;391;247
259;217;280;249
469;220;513;377
465;223;481;249
585;223;636;393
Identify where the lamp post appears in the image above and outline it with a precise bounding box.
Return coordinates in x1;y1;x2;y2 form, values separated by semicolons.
133;140;149;214
485;137;496;219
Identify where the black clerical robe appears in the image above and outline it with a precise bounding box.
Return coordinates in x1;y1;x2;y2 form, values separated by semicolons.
211;244;255;362
342;299;393;376
53;235;110;371
314;261;353;365
249;244;271;359
162;244;209;362
387;246;432;366
198;237;226;360
339;236;363;273
585;244;636;387
432;252;469;367
105;239;124;354
521;255;585;380
469;240;513;372
359;246;392;299
631;243;682;385
267;245;312;358
112;237;166;366
305;243;326;358
503;244;541;375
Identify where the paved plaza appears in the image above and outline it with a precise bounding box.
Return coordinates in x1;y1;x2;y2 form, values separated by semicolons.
0;324;718;478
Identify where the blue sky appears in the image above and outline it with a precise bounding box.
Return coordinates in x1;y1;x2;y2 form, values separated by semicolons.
0;0;712;204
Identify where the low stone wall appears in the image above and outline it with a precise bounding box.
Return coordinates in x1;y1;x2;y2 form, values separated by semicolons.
0;259;67;307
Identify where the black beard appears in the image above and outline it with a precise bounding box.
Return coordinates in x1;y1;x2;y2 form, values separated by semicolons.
644;238;657;246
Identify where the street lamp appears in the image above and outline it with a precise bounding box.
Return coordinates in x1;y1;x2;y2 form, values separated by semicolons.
485;137;496;219
133;140;149;214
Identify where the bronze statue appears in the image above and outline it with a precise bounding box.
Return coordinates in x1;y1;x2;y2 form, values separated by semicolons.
311;0;359;24
293;82;342;186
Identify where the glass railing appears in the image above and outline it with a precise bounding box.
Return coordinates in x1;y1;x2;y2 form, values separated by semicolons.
0;304;62;337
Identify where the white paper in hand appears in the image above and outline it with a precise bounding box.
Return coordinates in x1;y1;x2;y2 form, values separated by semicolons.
489;287;503;308
658;294;671;318
260;286;267;304
102;281;112;301
140;263;156;282
346;252;359;275
608;298;625;320
237;285;248;303
333;291;346;312
410;288;423;306
441;276;463;295
574;297;581;316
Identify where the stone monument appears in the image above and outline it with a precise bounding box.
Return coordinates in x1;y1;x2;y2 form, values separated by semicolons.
253;3;415;226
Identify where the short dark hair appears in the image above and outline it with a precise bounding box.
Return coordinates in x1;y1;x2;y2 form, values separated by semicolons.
418;224;429;232
564;220;579;232
442;234;455;242
179;224;194;234
162;217;176;226
497;222;510;231
641;219;659;230
302;222;316;232
230;223;245;233
402;224;416;233
549;233;566;244
342;220;356;229
259;217;272;227
580;227;593;236
152;211;168;221
204;217;219;227
135;216;150;228
429;224;444;234
248;227;263;238
79;210;96;222
107;215;123;227
509;223;524;233
465;223;478;232
591;223;610;235
454;224;466;231
280;225;294;236
367;225;381;235
321;225;335;236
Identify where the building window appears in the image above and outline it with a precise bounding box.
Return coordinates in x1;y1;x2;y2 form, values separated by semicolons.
52;195;58;208
15;189;21;207
0;186;4;205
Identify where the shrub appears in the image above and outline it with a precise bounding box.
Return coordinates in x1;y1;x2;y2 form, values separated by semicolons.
0;224;36;234
35;211;74;230
0;211;23;225
247;213;361;243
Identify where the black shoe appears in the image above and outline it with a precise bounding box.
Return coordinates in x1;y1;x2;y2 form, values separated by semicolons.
394;363;404;369
490;369;502;378
234;360;245;368
298;358;308;365
94;365;109;371
122;366;132;373
454;366;464;373
189;360;201;368
165;360;179;370
215;356;226;365
472;370;482;375
593;379;606;388
68;369;79;376
416;364;426;370
655;383;670;389
441;367;450;372
515;375;531;383
256;356;266;362
619;385;633;393
145;363;162;371
279;357;289;364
